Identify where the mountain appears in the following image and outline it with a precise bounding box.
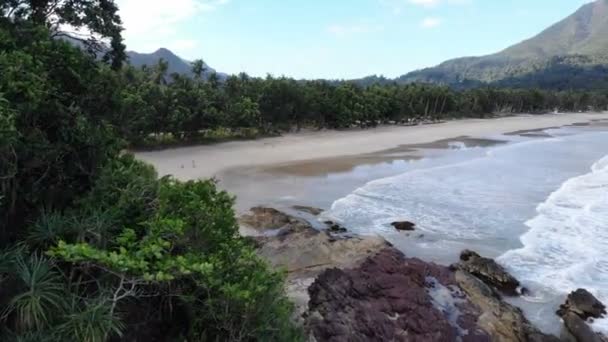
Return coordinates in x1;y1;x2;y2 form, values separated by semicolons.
126;48;224;78
398;0;608;87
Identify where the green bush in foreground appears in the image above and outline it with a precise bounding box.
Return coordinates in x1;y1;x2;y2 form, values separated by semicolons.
0;15;301;340
2;156;302;341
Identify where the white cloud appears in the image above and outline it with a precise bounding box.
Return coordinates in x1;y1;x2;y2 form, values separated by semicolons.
116;0;229;52
327;23;384;37
420;17;442;28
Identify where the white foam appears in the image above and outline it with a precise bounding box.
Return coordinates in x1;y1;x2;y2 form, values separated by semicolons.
324;136;576;240
499;154;608;334
325;130;608;333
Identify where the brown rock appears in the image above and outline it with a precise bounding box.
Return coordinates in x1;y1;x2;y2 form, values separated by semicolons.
391;221;416;231
557;289;607;320
561;311;604;342
306;249;490;342
254;212;387;320
454;270;559;342
239;206;300;230
453;250;521;295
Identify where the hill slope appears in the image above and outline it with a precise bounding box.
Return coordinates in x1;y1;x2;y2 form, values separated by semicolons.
399;0;608;86
126;48;224;78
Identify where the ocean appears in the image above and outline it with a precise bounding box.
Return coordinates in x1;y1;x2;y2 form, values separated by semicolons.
322;124;608;334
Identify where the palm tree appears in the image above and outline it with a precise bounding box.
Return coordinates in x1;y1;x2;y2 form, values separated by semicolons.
1;253;66;332
154;58;169;86
191;59;207;80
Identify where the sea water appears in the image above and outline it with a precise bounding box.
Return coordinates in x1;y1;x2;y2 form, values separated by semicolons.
322;125;608;334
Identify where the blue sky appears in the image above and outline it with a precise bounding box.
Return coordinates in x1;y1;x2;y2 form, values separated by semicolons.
116;0;593;79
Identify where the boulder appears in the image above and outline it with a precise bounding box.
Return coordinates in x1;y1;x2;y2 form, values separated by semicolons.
391;221;416;231
306;248;489;342
292;205;324;216
323;220;347;233
454;270;560;342
557;289;607;320
561;311;604;342
453;250;521;295
556;289;607;342
239;206;302;230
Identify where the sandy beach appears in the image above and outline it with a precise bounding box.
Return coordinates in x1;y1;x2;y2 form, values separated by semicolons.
136;113;608;180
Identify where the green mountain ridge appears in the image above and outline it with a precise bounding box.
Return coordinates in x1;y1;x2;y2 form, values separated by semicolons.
399;0;608;86
127;48;226;78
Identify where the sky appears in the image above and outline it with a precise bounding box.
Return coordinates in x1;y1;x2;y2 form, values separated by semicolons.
115;0;595;79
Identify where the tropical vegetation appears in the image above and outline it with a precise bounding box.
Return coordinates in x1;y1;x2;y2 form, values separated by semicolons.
1;0;607;341
0;1;300;341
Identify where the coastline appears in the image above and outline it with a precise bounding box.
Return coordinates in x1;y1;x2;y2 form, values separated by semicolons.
137;111;608;338
136;112;608;181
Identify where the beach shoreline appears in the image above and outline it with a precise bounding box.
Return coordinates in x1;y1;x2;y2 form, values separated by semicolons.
136;112;608;181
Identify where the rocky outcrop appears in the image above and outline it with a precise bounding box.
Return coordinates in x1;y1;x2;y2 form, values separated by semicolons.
248;210;567;341
306;248;489;342
557;289;607;342
454;270;559;342
306;247;560;342
391;221;416;231
239;206;304;230
251;208;388;320
452;250;521;295
557;289;607;320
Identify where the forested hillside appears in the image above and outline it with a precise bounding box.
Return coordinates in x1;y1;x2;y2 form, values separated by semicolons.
127;48;223;79
399;0;608;87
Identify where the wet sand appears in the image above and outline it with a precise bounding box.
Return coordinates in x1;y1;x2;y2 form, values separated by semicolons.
136;113;608;181
135;113;608;214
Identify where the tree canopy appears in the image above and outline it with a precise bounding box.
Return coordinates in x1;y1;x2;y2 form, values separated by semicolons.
0;5;300;341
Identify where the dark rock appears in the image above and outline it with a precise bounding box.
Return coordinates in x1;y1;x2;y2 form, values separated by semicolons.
454;270;560;342
391;221;416;231
328;225;347;233
557;289;607;320
306;248;490;342
453;249;521;295
323;220;347;233
292;205;324;216
561;311;604;342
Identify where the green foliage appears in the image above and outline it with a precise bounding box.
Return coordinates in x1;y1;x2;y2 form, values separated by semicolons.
1;0;126;68
26;211;73;250
1;10;301;342
0;23;122;242
56;297;125;342
1;253;66;333
76;154;159;228
41;156;301;340
103;62;608;149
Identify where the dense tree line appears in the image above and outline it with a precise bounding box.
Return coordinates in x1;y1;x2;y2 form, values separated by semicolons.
1;2;300;341
109;60;608;147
